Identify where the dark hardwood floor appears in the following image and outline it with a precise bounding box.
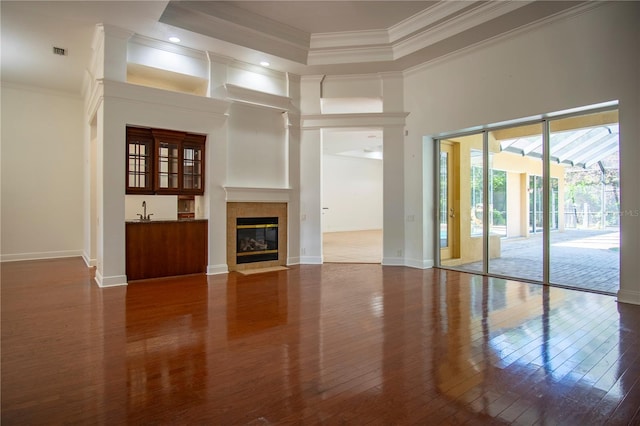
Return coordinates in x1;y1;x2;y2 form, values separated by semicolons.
2;258;639;425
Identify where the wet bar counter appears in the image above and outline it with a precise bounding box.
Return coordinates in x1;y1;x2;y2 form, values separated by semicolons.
125;219;208;281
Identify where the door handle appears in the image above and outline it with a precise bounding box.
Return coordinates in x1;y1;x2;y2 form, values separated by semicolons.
449;208;455;218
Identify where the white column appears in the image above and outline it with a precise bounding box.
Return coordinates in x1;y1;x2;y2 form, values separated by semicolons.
380;73;407;266
207;53;231;97
299;75;324;264
95;100;127;287
617;93;640;305
286;73;302;265
207;122;230;274
93;24;132;82
93;25;131;287
382;125;405;265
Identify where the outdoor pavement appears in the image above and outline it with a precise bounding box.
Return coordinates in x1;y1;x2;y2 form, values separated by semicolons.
458;229;620;294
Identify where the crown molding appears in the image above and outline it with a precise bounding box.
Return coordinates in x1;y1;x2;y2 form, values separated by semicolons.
301;112;409;130
388;1;472;42
308;46;393;66
403;1;599;77
306;1;532;65
95;23;135;41
223;186;292;203
310;29;389;49
102;79;231;118
393;0;532;60
161;1;309;64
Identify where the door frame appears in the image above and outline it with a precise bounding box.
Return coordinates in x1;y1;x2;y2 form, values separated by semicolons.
438;141;458;261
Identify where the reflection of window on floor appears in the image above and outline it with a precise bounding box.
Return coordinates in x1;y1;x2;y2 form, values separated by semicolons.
470;151;507;237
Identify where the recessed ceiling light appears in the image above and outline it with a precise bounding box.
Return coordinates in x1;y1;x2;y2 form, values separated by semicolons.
169;36;181;43
260;61;270;67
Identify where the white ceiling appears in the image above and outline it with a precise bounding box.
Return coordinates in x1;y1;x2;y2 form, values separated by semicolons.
223;1;436;33
0;1;586;158
1;1;586;95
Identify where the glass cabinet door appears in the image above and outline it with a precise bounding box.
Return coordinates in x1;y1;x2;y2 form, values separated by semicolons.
182;144;203;191
157;139;180;192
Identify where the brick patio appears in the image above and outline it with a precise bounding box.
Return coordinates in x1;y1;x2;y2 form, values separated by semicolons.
456;229;620;294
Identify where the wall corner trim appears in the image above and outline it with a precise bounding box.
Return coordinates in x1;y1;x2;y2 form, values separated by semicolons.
207;264;229;275
617;289;640;306
406;258;434;269
381;257;405;266
82;252;97;268
94;271;128;287
300;256;323;265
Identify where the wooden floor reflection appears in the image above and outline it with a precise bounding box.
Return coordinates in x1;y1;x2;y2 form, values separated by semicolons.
2;258;639;424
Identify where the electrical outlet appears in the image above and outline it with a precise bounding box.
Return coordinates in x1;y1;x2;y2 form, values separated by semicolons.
301;214;307;221
407;214;415;222
396;249;403;257
302;248;306;255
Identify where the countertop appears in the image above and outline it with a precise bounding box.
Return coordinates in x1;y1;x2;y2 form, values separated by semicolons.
126;218;208;224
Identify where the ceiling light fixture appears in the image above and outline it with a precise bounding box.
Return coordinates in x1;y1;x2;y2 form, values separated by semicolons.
169;36;181;43
260;61;270;67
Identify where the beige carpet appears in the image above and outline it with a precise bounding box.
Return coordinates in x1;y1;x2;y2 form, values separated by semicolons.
323;230;382;263
237;266;289;275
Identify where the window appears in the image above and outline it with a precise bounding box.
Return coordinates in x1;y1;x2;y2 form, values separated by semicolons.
126;127;206;195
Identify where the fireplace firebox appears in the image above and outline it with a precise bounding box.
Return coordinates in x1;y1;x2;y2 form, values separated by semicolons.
236;217;278;264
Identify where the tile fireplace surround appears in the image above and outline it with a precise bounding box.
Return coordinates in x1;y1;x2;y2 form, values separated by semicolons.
226;202;287;272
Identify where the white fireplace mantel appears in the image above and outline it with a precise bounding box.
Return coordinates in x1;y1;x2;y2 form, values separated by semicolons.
223;186;292;203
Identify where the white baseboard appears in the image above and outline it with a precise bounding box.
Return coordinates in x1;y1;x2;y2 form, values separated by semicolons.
287;257;300;265
1;250;84;263
207;264;229;275
617;289;640;306
382;257;405;266
94;270;127;287
405;258;434;269
300;256;323;264
82;252;97;267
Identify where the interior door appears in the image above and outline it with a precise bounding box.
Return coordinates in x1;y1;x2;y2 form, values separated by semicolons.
440;142;456;260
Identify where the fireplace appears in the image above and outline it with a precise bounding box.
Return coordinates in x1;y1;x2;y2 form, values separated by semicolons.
236;217;278;264
227;202;287;272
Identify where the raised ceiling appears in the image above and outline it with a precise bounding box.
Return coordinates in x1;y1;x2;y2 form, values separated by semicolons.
1;1;587;94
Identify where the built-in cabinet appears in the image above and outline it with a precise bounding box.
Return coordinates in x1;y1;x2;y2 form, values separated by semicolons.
125;220;208;280
126;126;205;195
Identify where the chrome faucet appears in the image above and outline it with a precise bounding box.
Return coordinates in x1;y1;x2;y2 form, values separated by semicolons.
138;200;153;221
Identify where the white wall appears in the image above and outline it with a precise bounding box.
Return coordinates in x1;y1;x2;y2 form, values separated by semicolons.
127;39;209;80
124;195;178;221
1;85;84;261
403;2;640;303
322;155;382;232
226;103;288;188
93;80;229;285
227;64;288;97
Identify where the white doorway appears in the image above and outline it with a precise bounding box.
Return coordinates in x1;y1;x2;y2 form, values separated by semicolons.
322;128;383;263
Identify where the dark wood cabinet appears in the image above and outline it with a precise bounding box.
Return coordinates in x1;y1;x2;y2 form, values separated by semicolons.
126;127;155;194
126;127;206;195
126;220;208;280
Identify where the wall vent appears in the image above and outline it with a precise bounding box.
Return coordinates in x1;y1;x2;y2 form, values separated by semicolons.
52;46;67;56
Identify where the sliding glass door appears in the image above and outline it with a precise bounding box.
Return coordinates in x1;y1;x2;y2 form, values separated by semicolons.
548;111;620;293
439;133;484;273
436;107;620;294
487;124;544;282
